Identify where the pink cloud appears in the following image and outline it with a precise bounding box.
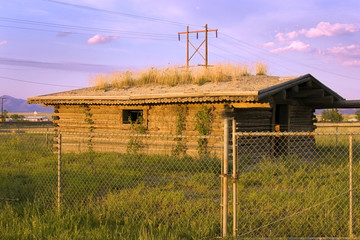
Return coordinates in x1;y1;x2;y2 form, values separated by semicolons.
261;42;275;48
0;40;7;46
270;41;310;53
275;22;359;43
343;60;360;66
87;34;119;44
326;44;360;66
57;31;72;37
275;31;298;42
301;22;359;38
327;44;360;57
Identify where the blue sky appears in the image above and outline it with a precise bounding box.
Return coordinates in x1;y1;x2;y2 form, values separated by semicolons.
0;0;359;100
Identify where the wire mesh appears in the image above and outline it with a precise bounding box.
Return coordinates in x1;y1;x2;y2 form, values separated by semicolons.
0;130;222;239
0;131;56;207
235;132;360;239
3;127;360;239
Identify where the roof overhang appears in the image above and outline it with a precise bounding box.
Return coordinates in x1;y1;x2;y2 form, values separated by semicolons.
28;91;258;105
257;74;358;108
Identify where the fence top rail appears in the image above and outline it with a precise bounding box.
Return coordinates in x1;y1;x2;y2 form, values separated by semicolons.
235;131;360;137
0;129;223;139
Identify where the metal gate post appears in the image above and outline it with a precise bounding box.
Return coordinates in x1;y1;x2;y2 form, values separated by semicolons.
223;119;229;237
349;134;353;239
232;118;238;237
57;132;62;212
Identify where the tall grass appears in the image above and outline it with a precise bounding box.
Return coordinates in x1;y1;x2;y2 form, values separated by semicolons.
91;63;261;89
0;133;221;239
254;61;268;75
1;133;360;239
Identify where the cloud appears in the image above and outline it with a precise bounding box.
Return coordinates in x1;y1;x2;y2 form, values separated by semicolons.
301;22;359;38
343;60;360;66
87;34;119;44
26;8;49;16
0;57;120;73
275;22;360;42
0;40;7;46
261;42;276;48
327;44;360;58
57;31;72;37
270;40;310;53
326;44;360;66
275;31;298;42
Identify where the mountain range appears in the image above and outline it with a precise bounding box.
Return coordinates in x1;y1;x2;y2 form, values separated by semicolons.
0;95;53;113
0;95;358;114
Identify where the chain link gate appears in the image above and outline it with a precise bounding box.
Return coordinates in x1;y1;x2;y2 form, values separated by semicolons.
224;119;360;239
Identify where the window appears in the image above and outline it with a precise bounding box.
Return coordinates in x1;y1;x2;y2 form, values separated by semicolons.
122;110;143;124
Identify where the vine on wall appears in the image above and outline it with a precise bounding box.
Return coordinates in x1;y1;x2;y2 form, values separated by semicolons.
172;105;188;157
195;105;214;157
127;116;146;154
80;104;95;151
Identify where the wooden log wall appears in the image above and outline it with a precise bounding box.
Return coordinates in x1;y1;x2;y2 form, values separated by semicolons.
52;103;225;157
288;105;316;156
234;108;273;132
234;107;273;162
288;105;316;132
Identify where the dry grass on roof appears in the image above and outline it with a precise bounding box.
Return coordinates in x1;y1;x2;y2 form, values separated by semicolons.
91;63;269;89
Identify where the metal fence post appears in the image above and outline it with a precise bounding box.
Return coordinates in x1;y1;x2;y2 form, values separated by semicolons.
349;134;353;239
223;119;229;238
232;118;237;237
336;126;338;146
46;127;49;146
57;132;62;212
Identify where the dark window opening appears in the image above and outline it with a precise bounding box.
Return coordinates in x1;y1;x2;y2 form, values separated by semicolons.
274;104;288;157
122;110;143;124
275;104;288;131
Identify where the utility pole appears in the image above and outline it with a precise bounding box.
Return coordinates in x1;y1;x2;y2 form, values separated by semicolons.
1;97;5;117
178;24;218;69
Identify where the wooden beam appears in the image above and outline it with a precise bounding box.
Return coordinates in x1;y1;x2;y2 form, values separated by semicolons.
290;89;324;98
306;80;312;87
312;100;360;109
272;90;287;100
231;102;271;108
303;95;333;105
291;85;299;93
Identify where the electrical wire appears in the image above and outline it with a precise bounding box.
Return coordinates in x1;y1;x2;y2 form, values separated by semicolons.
220;32;359;81
0;75;83;88
0;17;175;38
42;0;201;28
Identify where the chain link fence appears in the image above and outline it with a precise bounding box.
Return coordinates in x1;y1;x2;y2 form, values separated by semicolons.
0;129;223;239
234;131;360;239
2;126;360;239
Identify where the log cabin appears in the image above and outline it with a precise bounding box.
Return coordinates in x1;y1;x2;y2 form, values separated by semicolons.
28;74;360;157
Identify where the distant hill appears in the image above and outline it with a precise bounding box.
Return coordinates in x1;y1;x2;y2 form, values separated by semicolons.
0;95;53;113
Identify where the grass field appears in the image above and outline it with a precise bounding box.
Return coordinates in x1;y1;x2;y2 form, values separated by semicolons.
0;133;221;239
1;132;360;239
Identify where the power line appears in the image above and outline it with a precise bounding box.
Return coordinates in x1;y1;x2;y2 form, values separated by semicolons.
220;32;359;81
0;17;175;38
0;25;178;41
0;76;83;88
42;0;201;28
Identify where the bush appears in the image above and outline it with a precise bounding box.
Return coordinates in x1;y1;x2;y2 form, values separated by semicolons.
355;109;360;121
321;109;343;122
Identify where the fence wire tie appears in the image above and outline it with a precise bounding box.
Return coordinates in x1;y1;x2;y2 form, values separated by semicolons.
231;174;239;183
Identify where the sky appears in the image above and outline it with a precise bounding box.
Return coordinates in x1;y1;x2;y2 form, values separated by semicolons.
0;0;359;100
